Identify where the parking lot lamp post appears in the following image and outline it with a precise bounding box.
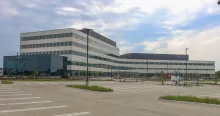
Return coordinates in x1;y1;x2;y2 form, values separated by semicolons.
16;53;19;80
85;28;92;86
111;67;113;80
147;60;148;80
185;48;188;86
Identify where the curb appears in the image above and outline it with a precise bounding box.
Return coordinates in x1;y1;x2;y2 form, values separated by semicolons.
158;98;220;108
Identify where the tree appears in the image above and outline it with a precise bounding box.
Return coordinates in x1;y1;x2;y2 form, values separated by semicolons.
160;71;165;85
214;71;220;85
94;72;100;77
32;70;40;80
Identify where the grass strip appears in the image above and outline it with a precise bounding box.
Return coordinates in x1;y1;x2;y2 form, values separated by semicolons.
1;80;14;84
160;95;220;105
66;84;113;92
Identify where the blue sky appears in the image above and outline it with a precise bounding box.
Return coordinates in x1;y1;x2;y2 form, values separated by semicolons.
1;0;220;69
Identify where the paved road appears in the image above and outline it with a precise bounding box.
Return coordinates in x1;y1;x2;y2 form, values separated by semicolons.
0;81;220;116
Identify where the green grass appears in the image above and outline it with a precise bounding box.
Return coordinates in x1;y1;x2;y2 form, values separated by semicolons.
1;80;14;84
160;95;220;105
13;78;113;82
14;78;79;82
66;84;113;92
199;81;220;85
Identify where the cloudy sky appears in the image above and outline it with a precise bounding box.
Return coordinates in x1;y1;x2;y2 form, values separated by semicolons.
0;0;220;69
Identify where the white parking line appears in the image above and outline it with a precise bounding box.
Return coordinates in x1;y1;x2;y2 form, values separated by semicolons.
0;91;24;94
37;82;45;85
0;105;68;113
0;89;19;92
55;112;90;116
0;97;40;101
50;82;60;84
0;94;32;96
200;94;220;97
25;83;31;85
0;101;52;106
113;86;169;92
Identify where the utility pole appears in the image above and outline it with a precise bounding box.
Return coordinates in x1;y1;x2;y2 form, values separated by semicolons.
86;29;92;86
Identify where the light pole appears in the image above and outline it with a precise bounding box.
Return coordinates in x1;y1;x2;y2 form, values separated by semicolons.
111;67;113;80
218;0;220;5
16;53;19;80
185;48;188;86
147;60;149;80
85;28;92;86
167;62;168;79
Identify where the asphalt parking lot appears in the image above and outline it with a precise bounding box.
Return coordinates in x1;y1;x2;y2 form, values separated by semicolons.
1;81;220;116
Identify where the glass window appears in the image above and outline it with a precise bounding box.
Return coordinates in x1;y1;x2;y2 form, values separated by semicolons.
68;42;72;46
49;35;53;38
61;42;64;46
64;42;68;46
41;35;45;39
46;35;50;39
57;42;60;46
52;43;56;47
61;33;65;38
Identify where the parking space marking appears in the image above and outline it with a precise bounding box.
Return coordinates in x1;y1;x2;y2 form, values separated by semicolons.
200;94;220;97
112;85;172;93
0;91;24;94
0;89;19;91
25;83;31;85
0;97;40;101
0;105;68;113
50;82;60;84
114;89;136;92
0;101;52;106
55;112;90;116
0;94;32;96
37;82;45;85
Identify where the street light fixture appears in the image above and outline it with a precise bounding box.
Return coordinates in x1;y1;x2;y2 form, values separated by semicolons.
218;0;220;5
85;28;93;86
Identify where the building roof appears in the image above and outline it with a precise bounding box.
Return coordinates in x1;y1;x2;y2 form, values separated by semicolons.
79;29;116;47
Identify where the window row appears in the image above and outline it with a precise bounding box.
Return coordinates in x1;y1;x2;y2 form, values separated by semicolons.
21;32;116;53
67;61;214;71
20;41;109;55
20;50;215;66
21;33;73;41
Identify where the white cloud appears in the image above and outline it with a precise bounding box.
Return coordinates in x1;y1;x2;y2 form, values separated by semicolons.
119;46;136;55
0;0;20;18
104;0;218;28
141;26;220;70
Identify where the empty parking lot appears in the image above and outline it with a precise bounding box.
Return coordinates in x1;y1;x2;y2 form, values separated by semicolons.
0;81;220;116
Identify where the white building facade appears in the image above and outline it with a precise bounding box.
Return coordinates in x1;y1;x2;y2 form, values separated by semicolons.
20;28;215;78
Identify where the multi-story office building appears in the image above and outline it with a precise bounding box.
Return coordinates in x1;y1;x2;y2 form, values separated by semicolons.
3;28;215;78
